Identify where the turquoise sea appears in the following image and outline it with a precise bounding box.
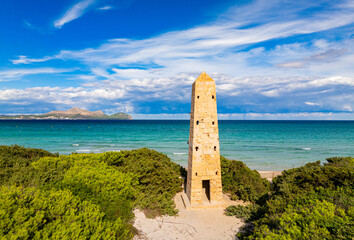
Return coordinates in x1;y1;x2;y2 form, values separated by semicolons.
0;120;353;170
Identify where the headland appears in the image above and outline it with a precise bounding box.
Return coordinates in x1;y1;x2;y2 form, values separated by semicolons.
0;107;132;120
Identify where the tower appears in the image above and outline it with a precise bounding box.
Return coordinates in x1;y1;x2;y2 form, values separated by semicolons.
186;72;223;206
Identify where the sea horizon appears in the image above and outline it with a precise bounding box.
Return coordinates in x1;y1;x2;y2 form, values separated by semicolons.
1;119;352;171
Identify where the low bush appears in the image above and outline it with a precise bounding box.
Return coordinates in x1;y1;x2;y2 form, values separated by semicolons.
0;186;131;239
237;156;354;240
100;148;184;216
248;195;353;240
221;156;270;202
1;146;184;219
57;156;137;221
5;154;137;223
0;146;185;238
225;204;261;220
0;145;57;185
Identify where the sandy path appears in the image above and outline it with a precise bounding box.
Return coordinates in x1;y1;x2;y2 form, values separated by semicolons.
133;193;244;240
133;171;282;239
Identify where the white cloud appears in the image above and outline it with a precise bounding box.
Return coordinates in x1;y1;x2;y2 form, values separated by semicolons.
0;68;73;81
305;102;320;106
276;62;306;68
14;0;354;80
0;86;126;107
1;73;353;115
54;0;97;29
97;5;112;11
343;104;352;111
11;56;54;65
276;48;348;69
4;0;354;118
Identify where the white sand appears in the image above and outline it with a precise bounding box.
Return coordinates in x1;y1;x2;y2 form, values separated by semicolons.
133;171;283;239
133;193;244;240
257;170;282;181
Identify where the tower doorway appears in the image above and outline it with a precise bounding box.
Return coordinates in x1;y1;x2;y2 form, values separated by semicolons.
202;180;210;202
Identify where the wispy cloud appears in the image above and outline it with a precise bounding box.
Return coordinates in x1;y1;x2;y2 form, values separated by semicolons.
0;68;73;81
17;0;354;78
22;20;46;34
54;0;97;29
5;0;354;117
305;102;320;106
97;5;112;11
11;56;54;65
276;48;348;68
23;20;36;30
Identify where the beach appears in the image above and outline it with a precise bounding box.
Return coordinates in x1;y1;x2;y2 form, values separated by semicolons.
132;170;281;240
133;193;245;240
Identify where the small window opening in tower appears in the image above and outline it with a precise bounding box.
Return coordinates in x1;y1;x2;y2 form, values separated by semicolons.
196;121;199;125
195;172;198;176
214;146;216;151
212;121;215;125
197;96;200;99
195;146;199;151
212;95;215;99
216;171;218;175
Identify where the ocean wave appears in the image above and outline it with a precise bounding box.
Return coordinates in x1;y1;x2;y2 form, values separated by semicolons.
173;152;187;155
72;144;79;146
296;147;311;151
76;149;91;152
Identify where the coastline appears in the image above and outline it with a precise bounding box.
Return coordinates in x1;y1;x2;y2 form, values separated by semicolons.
257;170;283;181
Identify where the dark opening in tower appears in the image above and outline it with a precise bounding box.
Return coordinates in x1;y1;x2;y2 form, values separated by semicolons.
202;180;210;202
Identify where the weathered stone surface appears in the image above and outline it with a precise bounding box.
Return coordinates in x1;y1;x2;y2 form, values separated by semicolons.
186;72;223;207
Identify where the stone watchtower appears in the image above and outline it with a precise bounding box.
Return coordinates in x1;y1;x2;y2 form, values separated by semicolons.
186;72;223;207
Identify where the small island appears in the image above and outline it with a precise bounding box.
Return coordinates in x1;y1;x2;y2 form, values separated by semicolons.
0;107;132;120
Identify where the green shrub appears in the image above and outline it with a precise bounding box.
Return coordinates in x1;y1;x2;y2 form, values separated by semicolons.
0;145;57;185
100;148;184;216
9;154;137;223
0;186;131;239
57;156;137;221
0;145;57;168
221;156;270;202
272;156;353;197
248;198;353;240
238;156;354;240
3;147;183;218
225;204;260;220
266;156;354;215
0;146;185;239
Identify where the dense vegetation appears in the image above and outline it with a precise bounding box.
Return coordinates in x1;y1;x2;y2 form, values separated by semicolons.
226;156;354;239
0;146;183;239
101;149;184;216
221;156;270;202
0;145;58;184
3;145;351;239
0;186;131;239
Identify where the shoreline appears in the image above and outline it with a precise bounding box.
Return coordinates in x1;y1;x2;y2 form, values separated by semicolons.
257;170;283;181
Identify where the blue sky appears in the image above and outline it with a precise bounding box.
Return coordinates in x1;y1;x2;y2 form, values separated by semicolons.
0;0;353;119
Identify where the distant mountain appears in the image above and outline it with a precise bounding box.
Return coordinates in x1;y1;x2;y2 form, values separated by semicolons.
42;107;106;118
0;108;132;120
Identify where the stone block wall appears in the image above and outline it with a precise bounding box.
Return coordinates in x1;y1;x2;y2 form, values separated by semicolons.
186;72;223;206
